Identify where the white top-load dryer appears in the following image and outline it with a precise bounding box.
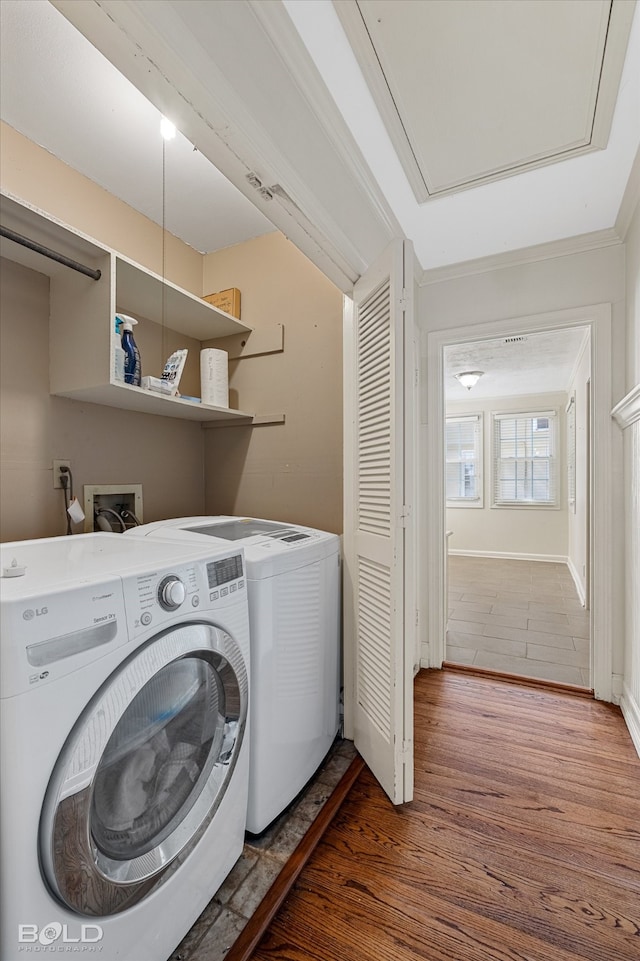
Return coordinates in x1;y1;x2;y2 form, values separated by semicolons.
129;516;340;833
0;532;250;961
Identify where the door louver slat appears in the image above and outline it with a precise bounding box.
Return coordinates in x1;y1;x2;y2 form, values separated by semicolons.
357;280;392;537
357;556;392;737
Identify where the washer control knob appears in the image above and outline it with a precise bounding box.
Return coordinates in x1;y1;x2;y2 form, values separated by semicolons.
158;576;187;611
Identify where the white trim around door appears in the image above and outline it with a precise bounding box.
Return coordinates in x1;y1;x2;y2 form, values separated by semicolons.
421;303;617;702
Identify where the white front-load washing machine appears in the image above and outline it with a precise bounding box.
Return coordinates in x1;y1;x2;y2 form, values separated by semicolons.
129;517;340;834
0;532;250;961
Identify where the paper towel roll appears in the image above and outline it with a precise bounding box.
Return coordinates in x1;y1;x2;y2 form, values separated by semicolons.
200;348;229;408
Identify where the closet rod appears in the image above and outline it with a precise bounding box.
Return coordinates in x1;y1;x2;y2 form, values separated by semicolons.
0;225;102;281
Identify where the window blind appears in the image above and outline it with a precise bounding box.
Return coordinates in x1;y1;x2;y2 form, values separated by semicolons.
492;411;558;506
446;415;482;506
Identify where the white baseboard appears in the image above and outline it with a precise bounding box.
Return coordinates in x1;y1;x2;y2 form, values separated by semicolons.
448;550;568;564
620;683;640;760
611;673;623;704
566;556;587;607
420;641;432;670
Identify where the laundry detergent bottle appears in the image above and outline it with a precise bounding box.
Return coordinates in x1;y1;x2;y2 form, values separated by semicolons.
118;314;142;386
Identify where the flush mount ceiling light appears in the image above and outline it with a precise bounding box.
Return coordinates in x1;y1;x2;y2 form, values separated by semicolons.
454;370;484;390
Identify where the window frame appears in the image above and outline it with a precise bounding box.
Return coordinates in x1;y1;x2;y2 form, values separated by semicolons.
491;408;559;509
445;413;484;509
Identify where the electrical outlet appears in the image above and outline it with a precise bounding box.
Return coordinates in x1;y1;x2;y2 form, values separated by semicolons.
53;459;71;489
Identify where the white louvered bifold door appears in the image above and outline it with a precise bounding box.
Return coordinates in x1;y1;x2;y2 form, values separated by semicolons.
343;240;414;805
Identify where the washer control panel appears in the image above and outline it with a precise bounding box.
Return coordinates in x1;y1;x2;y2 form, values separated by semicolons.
122;553;244;636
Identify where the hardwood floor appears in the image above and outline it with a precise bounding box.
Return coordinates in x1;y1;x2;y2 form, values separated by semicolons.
447;556;590;687
249;670;640;961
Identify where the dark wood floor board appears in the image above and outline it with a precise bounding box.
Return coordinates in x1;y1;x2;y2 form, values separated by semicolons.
416;689;636;765
413;750;640;833
415;743;640;813
257;859;620;961
415;674;627;736
255;875;587;961
415;724;640;807
319;790;640;943
411;759;640;880
416;693;629;746
298;839;640;961
409;790;640;897
331;780;640;908
249;670;640;961
417;728;637;786
343;777;640;899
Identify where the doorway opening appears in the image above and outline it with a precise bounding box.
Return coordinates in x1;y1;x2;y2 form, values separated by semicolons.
422;304;617;702
442;327;592;688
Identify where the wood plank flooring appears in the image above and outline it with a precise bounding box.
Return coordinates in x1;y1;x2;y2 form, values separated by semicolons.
249;670;640;961
447;556;590;687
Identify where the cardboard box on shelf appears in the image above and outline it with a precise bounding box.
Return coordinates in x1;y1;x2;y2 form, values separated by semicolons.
203;287;241;319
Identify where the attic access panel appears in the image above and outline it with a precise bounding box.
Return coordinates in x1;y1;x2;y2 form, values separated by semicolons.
335;0;635;201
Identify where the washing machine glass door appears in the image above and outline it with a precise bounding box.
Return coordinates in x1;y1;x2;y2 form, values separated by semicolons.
40;622;248;918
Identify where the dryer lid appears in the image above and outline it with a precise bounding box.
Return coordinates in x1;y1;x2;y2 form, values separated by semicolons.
188;518;295;540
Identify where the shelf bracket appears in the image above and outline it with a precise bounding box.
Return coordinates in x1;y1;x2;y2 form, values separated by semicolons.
202;413;286;430
204;324;284;360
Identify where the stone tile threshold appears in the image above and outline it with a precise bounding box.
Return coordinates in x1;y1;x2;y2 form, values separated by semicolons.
171;737;361;961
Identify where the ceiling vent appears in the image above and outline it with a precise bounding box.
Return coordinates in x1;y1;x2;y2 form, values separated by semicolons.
504;336;528;344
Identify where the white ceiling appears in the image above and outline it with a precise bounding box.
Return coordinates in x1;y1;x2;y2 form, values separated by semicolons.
334;0;628;200
285;0;640;271
0;0;274;254
1;0;638;271
444;327;589;401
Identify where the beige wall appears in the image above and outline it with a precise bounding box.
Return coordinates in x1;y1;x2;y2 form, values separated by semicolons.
446;392;569;558
1;126;344;541
0;257;205;542
0;126;207;542
1;122;202;293
201;233;344;534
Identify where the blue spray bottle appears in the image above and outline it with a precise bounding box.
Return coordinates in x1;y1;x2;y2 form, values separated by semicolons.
117;314;142;386
113;317;126;382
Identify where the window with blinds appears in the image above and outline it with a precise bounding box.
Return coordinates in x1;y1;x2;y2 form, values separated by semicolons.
492;411;558;507
446;415;483;507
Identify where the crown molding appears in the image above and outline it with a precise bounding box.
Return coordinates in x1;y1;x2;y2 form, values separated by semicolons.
418;227;622;286
611;383;640;429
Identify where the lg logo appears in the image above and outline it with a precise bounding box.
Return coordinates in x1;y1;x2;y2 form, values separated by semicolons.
22;607;48;621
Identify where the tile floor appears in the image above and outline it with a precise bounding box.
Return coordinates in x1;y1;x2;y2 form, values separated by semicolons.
170;736;358;961
446;555;591;687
